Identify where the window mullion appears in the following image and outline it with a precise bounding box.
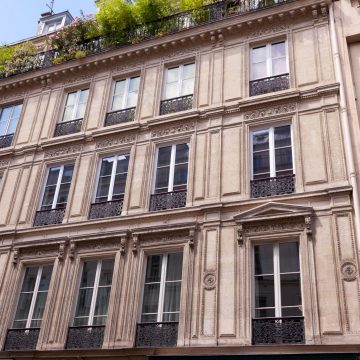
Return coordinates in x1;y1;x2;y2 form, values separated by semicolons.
269;127;276;177
274;244;281;318
72;91;81;120
123;78;130;109
26;266;43;328
88;260;102;326
178;66;183;97
157;254;167;322
108;158;117;201
4;106;14;135
168;145;176;192
52;166;64;209
267;44;272;77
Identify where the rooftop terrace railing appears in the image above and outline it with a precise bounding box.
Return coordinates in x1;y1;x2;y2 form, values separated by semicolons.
0;0;292;80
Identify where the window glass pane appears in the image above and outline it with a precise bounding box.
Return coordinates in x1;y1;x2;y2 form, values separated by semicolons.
0;107;11;122
113;174;127;196
271;42;286;58
99;259;115;286
114;80;126;96
252;63;267;80
12;104;23;119
280;273;302;307
129;77;140;92
282;307;302;317
166;67;179;83
255;308;275;318
158;147;172;166
275;148;293;172
75;288;93;317
272;58;287;76
80;261;97;288
38;265;53;291
94;287;111;316
66;92;77;106
100;159;114;176
75;103;87;119
173;164;188;186
141;314;157;323
253;151;270;176
141;283;160;314
62;165;74;183
7;119;19;134
183;63;195;79
254;244;273;275
116;155;130;174
253;131;269;152
21;267;38;292
165;83;178;99
279;242;300;273
96;176;111;201
155;167;170;190
255;275;275;309
30;320;42;328
274;125;291;147
14;293;33;322
162;312;179;322
41;186;56;209
31;292;47;324
163;282;181;313
0;121;7;135
46;168;60;186
145;255;162;282
126;91;138;108
252;46;267;63
181;78;194;96
73;317;89;326
62;106;74;122
175;144;189;164
93;316;107;326
12;320;27;329
166;253;183;281
56;183;70;206
79;89;89;103
112;96;123;111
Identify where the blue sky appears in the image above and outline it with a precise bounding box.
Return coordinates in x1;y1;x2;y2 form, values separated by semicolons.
0;0;97;44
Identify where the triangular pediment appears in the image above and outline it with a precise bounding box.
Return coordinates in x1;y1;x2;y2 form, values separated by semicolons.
234;202;313;223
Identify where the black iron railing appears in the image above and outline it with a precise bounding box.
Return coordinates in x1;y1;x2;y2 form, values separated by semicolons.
249;73;290;96
251;174;295;198
33;208;66;227
66;325;105;349
252;317;304;345
105;107;136;126
4;328;40;351
54;118;82;137
89;199;123;219
0;1;293;80
160;95;193;115
150;190;187;211
135;322;178;347
0;134;14;149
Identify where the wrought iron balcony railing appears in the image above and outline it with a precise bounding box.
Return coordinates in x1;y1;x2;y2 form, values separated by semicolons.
105;107;136;127
89;199;123;219
54;118;83;137
252;317;305;345
249;73;290;96
0;134;14;149
0;1;293;80
135;322;178;347
66;325;105;349
160;95;193;115
150;190;187;211
251;174;295;198
4;328;40;351
33;208;66;227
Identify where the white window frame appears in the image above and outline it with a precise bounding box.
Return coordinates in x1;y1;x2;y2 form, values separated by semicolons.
73;259;114;327
93;154;129;203
39;164;73;210
162;63;195;100
0;103;22;136
152;143;190;194
110;76;140;112
139;252;183;323
15;266;50;329
61;89;89;123
250;41;288;81
250;123;295;180
252;241;302;319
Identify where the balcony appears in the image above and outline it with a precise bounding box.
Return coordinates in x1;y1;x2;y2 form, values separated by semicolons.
33;208;65;227
249;73;290;96
4;328;40;351
160;95;193;115
0;1;293;80
149;190;187;211
89;199;123;219
250;174;295;198
104;107;136;127
66;326;105;349
54;118;82;137
252;317;304;345
135;322;178;347
0;134;14;149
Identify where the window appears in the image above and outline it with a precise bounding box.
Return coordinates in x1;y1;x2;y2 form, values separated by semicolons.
13;265;53;329
250;42;289;96
89;155;130;219
0;103;22;148
136;253;183;347
46;20;62;33
251;125;295;198
252;242;304;344
66;259;114;349
55;89;89;137
105;77;140;126
34;164;74;226
150;144;189;211
160;63;195;115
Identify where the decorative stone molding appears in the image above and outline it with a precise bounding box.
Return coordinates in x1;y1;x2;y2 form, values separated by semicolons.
12;248;19;265
120;234;128;255
247;24;288;39
203;271;217;290
62;74;93;85
237;224;243;246
12;244;62;264
151;122;195;138
44;145;83;159
111;62;143;74
132;233;139;254
243;103;296;121
161;48;199;61
95;134;136;149
341;260;358;282
58;243;65;261
188;226;196;248
0;90;27;102
69;242;76;260
0;159;10;168
305;216;312;237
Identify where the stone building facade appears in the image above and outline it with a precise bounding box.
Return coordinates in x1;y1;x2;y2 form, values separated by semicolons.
0;0;359;359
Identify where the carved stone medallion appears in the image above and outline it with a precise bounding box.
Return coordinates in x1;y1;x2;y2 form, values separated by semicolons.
203;271;217;290
341;260;357;282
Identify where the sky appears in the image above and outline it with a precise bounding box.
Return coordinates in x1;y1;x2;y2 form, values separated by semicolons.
0;0;97;44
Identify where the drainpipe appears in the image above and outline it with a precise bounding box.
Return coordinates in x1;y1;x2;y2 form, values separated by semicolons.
329;2;360;246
